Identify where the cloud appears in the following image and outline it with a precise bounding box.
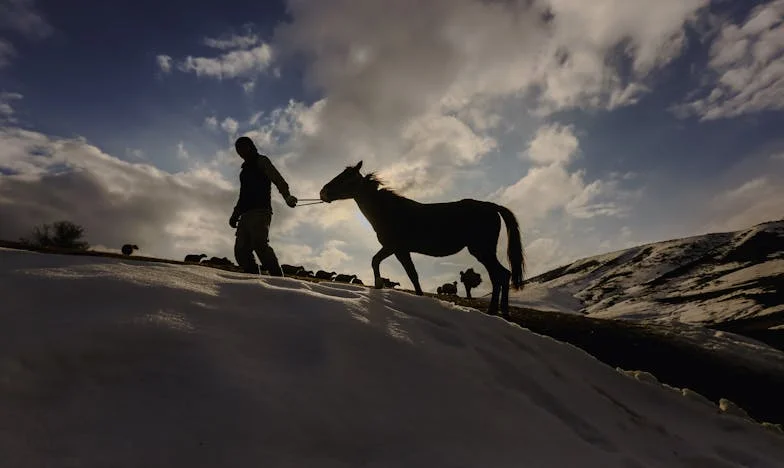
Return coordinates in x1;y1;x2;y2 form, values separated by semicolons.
220;117;239;136
159;28;274;82
204;116;218;130
176;141;189;160
125;148;145;160
175;44;273;79
244;0;711;209
524;124;579;165
242;79;256;94
675;0;784;120
525;237;567;274
0;0;52;68
276;0;708;118
0;91;22;123
0;39;14;67
720;177;768;202
156;54;173;74
0;128;239;260
499;164;591;222
705;175;784;231
203;33;260;50
497;123;632;225
0;0;53;39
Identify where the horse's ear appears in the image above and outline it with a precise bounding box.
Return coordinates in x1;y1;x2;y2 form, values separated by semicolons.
354;161;363;171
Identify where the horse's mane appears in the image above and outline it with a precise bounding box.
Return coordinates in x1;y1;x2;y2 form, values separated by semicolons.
363;171;401;197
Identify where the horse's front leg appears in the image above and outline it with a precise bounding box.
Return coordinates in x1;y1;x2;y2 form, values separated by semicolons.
372;246;394;288
395;251;423;295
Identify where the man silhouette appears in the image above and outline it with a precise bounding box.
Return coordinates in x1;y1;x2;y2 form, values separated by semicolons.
230;136;297;276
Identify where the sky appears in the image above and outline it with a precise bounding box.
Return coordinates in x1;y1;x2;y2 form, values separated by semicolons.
0;0;783;292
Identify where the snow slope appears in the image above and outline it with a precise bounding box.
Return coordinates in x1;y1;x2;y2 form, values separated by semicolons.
2;248;783;467
519;220;784;325
507;282;584;314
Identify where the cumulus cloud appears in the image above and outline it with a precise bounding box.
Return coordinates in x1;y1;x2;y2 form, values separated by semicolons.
204;116;218;130
242;79;256;94
0;91;22;123
239;0;712;208
525;237;567;275
220;117;239;136
203;33;260;50
0;128;240;260
675;0;784;119
499;163;626;224
158;27;273;81
498;122;631;225
275;0;708;117
164;40;273;80
156;54;173;74
524;124;579;165
179;44;273;79
176;141;190;160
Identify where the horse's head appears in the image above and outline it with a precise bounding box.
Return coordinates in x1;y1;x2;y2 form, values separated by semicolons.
320;161;364;203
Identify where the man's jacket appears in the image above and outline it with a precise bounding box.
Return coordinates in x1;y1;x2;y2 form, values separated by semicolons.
233;153;291;217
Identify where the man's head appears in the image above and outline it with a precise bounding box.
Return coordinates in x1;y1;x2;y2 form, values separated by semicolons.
235;136;257;159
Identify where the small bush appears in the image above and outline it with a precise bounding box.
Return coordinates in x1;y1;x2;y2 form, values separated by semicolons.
21;220;90;250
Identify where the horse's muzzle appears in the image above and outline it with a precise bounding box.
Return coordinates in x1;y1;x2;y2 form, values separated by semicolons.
319;188;332;203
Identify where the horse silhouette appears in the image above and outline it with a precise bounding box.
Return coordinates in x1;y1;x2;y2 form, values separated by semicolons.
320;161;524;317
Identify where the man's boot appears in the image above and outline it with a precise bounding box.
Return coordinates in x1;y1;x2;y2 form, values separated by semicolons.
258;245;284;277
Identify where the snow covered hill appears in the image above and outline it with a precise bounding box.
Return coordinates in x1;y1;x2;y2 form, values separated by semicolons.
2;248;784;467
517;220;783;325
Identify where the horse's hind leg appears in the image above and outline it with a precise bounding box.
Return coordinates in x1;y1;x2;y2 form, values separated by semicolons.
470;247;511;317
395;251;424;295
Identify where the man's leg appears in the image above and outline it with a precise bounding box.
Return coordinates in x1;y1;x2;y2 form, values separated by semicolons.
234;217;259;274
247;210;284;277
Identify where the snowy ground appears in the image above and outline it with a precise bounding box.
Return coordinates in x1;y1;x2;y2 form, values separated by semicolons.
503;280;784;375
2;248;784;467
517;220;783;326
506;282;583;315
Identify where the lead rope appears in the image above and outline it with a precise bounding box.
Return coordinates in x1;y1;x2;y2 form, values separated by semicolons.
295;198;326;207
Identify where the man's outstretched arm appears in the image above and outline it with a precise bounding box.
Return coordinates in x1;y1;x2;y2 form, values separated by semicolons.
257;155;297;206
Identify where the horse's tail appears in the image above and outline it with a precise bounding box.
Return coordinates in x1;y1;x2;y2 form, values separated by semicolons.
495;204;525;289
